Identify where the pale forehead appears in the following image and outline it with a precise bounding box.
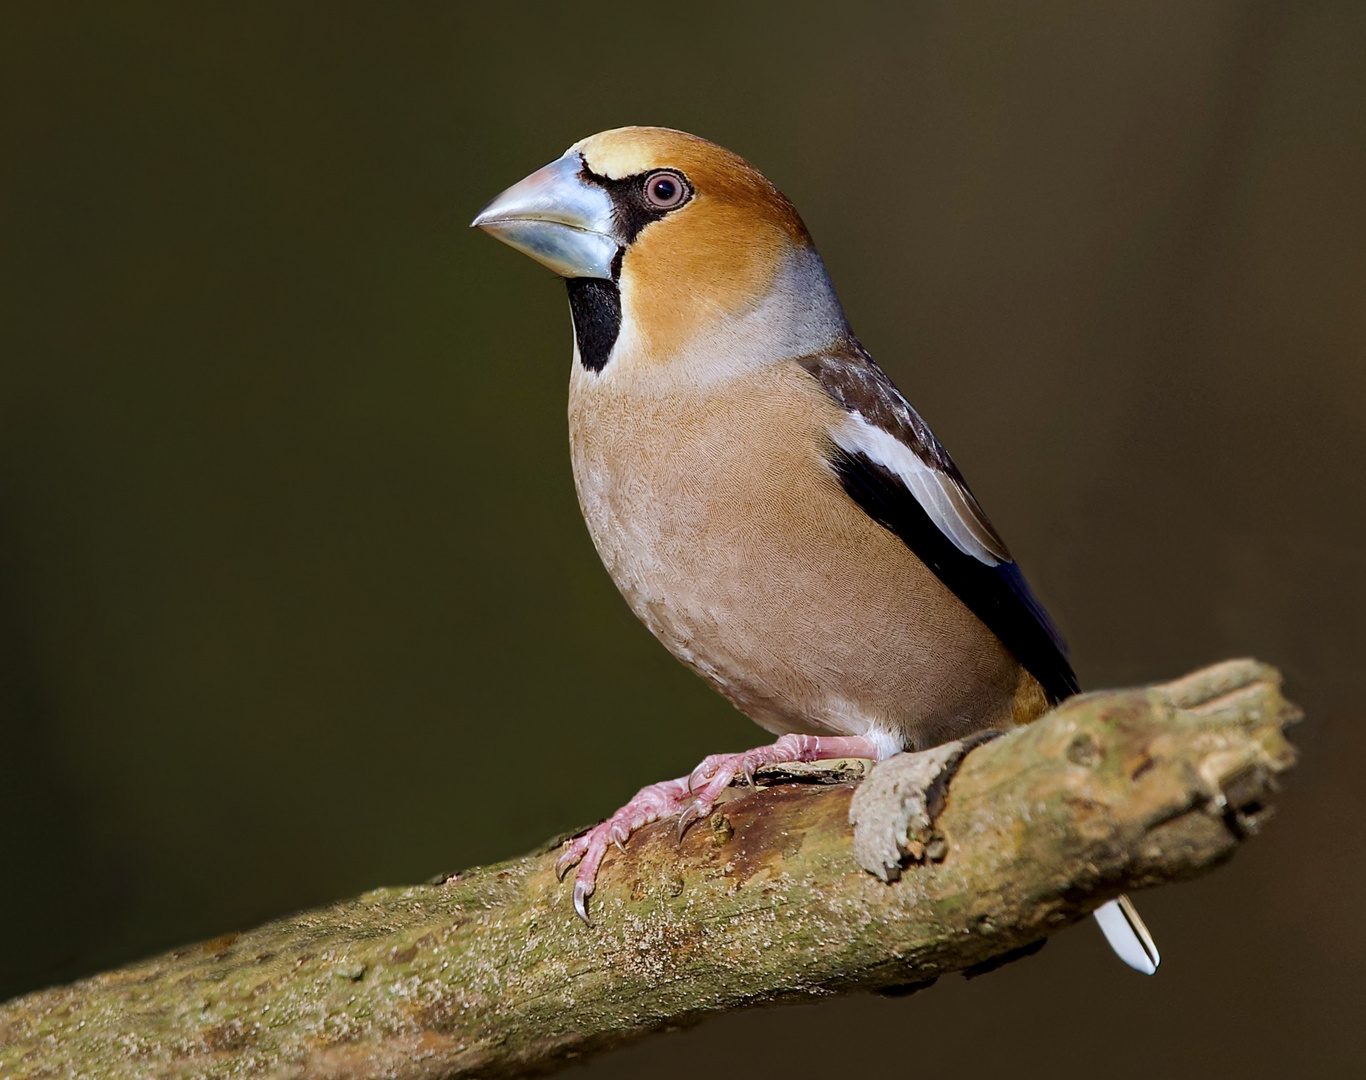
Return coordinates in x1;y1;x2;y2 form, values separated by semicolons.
571;126;745;180
569;126;810;246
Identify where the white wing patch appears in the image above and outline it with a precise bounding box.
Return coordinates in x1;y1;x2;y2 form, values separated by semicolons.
832;413;1011;567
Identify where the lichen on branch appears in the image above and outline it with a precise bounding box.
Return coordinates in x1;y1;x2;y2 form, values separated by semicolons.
0;659;1298;1080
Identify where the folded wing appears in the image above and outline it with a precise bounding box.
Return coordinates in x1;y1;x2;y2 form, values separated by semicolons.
799;345;1079;705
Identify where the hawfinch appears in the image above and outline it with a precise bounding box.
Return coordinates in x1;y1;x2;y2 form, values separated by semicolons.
473;127;1159;974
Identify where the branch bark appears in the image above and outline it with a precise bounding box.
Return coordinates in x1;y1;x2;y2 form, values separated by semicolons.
0;659;1299;1080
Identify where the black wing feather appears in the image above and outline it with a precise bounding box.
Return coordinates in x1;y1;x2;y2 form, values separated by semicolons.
801;341;1079;704
831;447;1078;703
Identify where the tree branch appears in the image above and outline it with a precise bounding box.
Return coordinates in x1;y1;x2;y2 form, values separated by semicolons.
0;660;1299;1080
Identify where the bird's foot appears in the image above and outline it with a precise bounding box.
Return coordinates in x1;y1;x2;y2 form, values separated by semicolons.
682;733;882;831
554;775;694;923
557;733;882;923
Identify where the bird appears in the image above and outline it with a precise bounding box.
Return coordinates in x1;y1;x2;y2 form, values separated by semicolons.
472;126;1159;974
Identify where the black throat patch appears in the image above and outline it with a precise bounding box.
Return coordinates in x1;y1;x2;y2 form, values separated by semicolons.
566;276;622;373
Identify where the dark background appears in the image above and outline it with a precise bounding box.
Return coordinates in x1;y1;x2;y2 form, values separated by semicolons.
2;3;1363;1076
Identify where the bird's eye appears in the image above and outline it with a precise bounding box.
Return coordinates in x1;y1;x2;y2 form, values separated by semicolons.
644;171;687;209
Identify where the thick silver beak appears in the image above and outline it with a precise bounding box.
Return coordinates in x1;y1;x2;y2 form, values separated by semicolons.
471;152;620;279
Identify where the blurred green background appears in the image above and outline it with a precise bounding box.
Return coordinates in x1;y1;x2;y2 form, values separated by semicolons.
2;2;1364;1076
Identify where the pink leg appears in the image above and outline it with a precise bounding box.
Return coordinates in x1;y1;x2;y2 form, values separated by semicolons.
556;733;882;923
554;775;694;923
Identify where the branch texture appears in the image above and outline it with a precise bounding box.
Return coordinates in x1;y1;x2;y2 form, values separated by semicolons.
0;659;1299;1080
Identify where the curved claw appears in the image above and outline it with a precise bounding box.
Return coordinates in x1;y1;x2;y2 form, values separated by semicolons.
687;759;716;794
572;878;593;925
676;798;708;839
555;846;582;881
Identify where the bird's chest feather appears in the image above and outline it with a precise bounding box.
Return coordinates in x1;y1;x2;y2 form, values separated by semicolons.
565;358;1026;741
567;363;827;619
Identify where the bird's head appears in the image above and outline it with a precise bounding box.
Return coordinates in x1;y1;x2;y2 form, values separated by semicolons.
473;127;847;372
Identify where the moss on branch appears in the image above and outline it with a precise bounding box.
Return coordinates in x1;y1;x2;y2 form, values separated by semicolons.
0;660;1298;1080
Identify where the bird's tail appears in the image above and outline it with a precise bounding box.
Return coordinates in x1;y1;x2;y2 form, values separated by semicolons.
1094;894;1160;974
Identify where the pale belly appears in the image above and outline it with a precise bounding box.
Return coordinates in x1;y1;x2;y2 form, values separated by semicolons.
567;361;1029;751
